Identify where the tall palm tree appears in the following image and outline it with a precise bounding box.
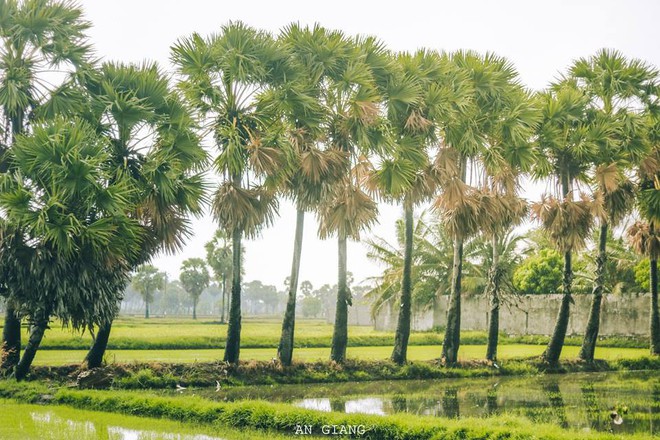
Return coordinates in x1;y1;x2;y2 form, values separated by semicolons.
367;50;449;364
173;22;289;363
628;109;660;355
315;31;389;363
479;84;539;361
265;24;347;366
0;0;91;374
434;52;531;364
532;83;597;365
80;62;206;368
569;50;657;361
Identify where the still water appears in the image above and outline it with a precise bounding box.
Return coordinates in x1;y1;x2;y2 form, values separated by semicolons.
0;400;264;440
194;371;660;436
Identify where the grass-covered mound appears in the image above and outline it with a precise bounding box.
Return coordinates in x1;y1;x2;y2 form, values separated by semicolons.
25;356;660;389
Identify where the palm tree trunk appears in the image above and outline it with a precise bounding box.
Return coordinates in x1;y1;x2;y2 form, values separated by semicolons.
2;302;21;374
193;298;197;320
331;232;349;363
543;250;572;364
651;256;660;355
580;222;608;361
279;208;305;366
392;203;414;364
15;313;49;380
220;274;226;324
442;236;463;364
84;321;113;369
543;171;573;365
486;233;500;361
145;298;150;319
224;227;242;364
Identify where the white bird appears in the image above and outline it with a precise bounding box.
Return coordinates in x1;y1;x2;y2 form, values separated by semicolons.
610;411;623;425
215;380;221;392
176;384;187;392
493;362;500;369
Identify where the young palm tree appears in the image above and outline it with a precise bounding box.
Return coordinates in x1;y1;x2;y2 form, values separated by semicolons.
80;63;206;368
569;50;657;361
0;0;92;374
205;229;235;324
532;83;597;365
180;258;210;319
173;22;288;363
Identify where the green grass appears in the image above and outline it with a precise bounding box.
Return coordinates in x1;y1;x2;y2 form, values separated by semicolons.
31;344;649;365
0;381;652;440
0;398;299;440
6;316;649;350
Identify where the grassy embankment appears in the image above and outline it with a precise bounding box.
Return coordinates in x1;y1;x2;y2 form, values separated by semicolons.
0;380;654;440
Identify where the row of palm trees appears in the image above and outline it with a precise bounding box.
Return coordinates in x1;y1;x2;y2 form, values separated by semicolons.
173;23;659;368
0;2;658;379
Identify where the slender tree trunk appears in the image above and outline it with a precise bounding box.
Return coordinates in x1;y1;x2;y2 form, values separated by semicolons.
543;172;573;365
2;302;21;374
278;208;305;366
84;321;113;369
543;251;572;364
580;222;608;361
442;157;466;365
220;274;226;324
331;233;349;363
392;203;414;364
145;298;150;319
486;233;500;361
15;314;49;381
651;256;660;355
442;236;463;364
193;298;197;320
224;227;242;364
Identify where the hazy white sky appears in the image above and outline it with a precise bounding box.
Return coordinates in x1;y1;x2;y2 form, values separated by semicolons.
79;0;660;290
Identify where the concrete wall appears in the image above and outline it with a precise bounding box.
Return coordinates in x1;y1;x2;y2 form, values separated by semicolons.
374;293;650;336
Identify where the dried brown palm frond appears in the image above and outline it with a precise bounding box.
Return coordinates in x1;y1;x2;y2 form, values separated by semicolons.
212;181;278;238
247;137;285;178
627;220;660;260
407;164;441;206
531;194;594;252
483;191;528;233
352;154;376;189
318;182;378;240
434;176;470;211
405;110;432;133
354;101;380;126
434;146;460;181
435;187;483;240
299;147;348;186
595;163;621;194
638;151;660;180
